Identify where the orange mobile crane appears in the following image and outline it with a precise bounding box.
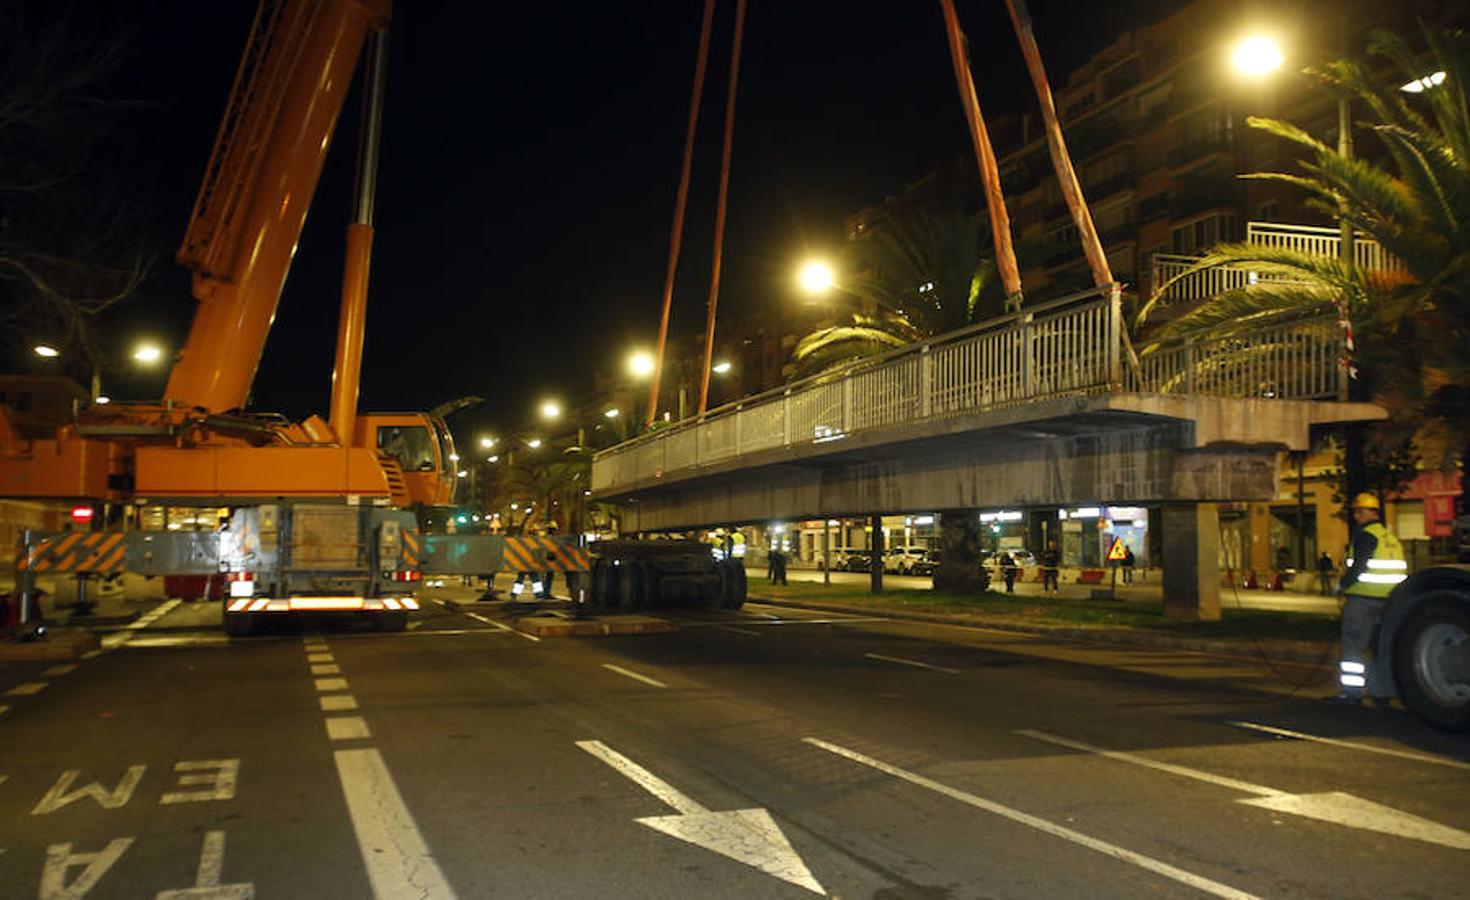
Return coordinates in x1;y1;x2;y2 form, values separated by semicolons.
0;0;463;634
0;0;752;636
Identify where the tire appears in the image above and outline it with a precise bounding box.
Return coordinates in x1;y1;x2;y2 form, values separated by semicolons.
1392;592;1470;732
591;560;617;610
709;562;733;609
723;560;747;610
619;561;648;612
374;610;408;632
223;609;254;637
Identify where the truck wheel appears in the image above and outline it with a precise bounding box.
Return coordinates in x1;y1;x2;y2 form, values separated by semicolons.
223;610;254;637
710;560;735;609
619;561;648;611
1392;593;1470;732
591;560;617;610
374;610;408;632
722;560;747;610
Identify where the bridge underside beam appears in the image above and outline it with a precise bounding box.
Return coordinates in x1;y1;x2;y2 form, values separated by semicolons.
615;420;1281;533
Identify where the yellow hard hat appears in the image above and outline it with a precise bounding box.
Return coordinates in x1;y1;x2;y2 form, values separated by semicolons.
1351;493;1380;511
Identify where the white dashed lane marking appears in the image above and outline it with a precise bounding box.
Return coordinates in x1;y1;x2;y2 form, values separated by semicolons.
305;638;456;896
6;683;48;697
864;653;959;675
601;664;667;688
1228;721;1470;771
42;664;77;677
310;664;341;675
335;748;457;899
325;717;371;741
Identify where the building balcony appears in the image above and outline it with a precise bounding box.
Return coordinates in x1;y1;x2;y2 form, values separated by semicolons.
1167;133;1232;168
1171;181;1238;219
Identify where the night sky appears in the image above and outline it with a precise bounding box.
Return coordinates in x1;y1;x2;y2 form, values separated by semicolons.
55;0;1185;439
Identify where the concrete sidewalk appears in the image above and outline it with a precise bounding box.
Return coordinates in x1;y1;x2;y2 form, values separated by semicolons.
763;565;1342;615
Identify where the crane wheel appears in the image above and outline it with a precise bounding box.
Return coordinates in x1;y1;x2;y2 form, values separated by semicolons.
721;559;747;610
619;561;648;611
591;560;617;610
1392;592;1470;732
223;610;254;638
374;610;408;632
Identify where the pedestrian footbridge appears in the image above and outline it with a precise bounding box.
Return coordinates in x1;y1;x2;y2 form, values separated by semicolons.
592;284;1381;618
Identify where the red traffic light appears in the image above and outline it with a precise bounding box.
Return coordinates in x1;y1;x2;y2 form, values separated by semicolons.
70;506;95;522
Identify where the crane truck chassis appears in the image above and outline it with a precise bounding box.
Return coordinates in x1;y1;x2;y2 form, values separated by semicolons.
1368;564;1470;731
11;521;747;636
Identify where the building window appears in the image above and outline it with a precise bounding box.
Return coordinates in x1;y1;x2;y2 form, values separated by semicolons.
1255;200;1279;222
1170;213;1236;254
1064;92;1096;120
1138;81;1173;119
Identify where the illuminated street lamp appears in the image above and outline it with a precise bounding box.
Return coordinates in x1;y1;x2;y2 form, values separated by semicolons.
627;350;655;379
132;342;164;365
603;408;620;419
479;435;497;449
526;438;543;450
797;260;835;295
540;399;562;422
1230;35;1284;77
33;344;60;358
711;360;732;375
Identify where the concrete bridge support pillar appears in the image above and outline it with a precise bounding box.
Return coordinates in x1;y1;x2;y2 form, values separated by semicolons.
936;508;986;593
1160;503;1221;621
869;513;885;593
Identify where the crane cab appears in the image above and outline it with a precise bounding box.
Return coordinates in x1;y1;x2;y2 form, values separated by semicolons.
356;412;457;508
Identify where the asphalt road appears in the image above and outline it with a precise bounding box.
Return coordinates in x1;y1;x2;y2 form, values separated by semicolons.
0;589;1465;899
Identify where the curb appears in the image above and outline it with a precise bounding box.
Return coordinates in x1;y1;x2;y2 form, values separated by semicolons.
748;595;1335;666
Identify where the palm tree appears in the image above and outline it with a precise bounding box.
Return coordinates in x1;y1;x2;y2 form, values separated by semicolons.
791;203;1017;377
1137;25;1470;525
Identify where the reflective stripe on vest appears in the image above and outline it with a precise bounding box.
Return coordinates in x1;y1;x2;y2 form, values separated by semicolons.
1345;522;1406;598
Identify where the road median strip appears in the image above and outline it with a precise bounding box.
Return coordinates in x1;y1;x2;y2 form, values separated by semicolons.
749;594;1334;666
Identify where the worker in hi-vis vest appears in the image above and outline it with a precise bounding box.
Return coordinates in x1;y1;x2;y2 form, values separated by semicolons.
1335;493;1407;702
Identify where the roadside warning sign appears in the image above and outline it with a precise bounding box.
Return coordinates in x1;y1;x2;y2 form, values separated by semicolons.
1107;537;1128;561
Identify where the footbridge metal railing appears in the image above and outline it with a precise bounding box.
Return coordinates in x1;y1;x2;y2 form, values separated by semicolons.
592;283;1344;493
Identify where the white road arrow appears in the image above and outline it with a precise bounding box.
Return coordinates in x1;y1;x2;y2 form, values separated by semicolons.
1018;729;1470;850
577;740;826;895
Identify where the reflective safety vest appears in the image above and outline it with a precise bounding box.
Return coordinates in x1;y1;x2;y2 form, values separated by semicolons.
1344;522;1406;598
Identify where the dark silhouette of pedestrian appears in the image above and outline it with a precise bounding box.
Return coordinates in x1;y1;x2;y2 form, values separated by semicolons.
1121;546;1135;584
1316;551;1335;596
1040;541;1061;593
998;552;1017;593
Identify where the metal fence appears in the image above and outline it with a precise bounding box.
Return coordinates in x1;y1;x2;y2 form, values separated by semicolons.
1245;221;1404;273
1149;221;1405;307
592;282;1345;493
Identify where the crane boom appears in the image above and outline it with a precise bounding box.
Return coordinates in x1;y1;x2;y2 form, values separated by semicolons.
169;0;390;414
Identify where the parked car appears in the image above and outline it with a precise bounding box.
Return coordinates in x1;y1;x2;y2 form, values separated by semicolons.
842;549;881;572
911;549;942;576
884;547;927;574
818;548;855;571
